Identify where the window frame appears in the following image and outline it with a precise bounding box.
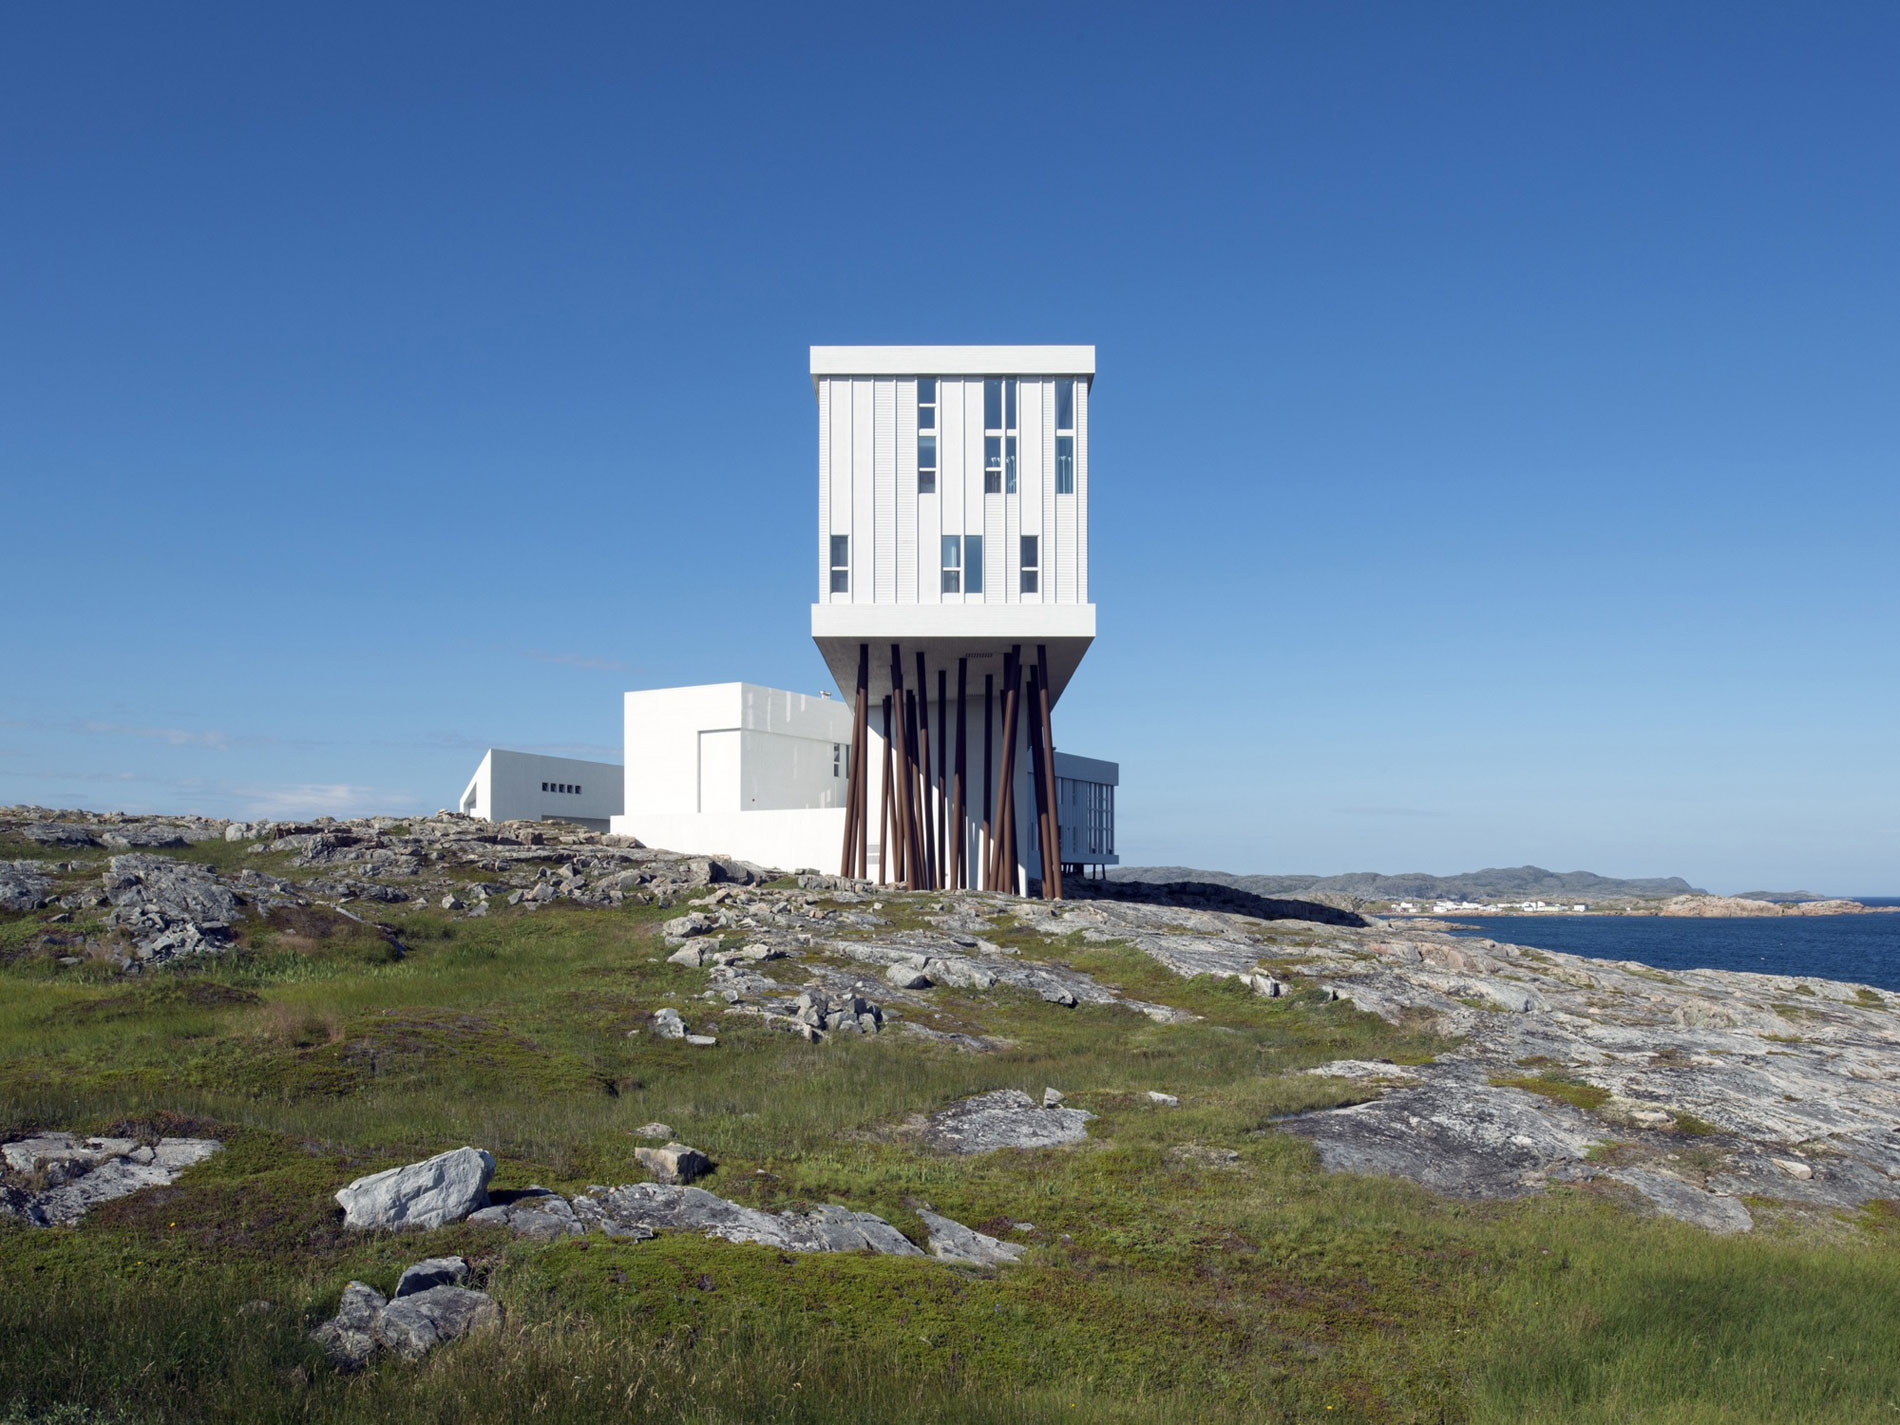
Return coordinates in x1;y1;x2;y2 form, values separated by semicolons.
917;379;937;494
940;534;961;594
1020;533;1039;594
828;533;850;594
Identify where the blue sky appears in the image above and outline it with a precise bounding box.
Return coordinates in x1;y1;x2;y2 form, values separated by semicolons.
4;4;1895;893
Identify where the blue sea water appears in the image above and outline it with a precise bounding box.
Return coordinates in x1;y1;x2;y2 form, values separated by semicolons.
1445;898;1900;992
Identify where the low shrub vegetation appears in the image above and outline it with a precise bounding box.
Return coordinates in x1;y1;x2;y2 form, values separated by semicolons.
2;899;1896;1422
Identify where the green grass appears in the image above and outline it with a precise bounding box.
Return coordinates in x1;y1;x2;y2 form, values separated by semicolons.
2;894;1897;1422
1488;1073;1613;1114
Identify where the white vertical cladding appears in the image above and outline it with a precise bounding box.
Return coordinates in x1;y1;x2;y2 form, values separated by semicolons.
874;379;897;604
897;378;918;604
976;379;1000;606
850;380;875;599
1061;378;1084;603
959;379;981;604
941;378;966;607
827;380;856;604
893;379;916;605
817;379;831;600
1018;379;1046;605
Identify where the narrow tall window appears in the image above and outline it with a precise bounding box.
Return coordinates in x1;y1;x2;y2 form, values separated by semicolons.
1020;534;1039;594
983;379;1003;494
940;534;961;593
829;534;849;594
1004;380;1018;493
964;534;984;594
917;378;937;494
1055;378;1076;495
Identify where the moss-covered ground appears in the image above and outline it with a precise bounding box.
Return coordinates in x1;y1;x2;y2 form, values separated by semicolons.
1;888;1897;1422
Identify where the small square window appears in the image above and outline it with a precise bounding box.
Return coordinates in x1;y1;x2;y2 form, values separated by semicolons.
830;567;849;593
940;534;961;594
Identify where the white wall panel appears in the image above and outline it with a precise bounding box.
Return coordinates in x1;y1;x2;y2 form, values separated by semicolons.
874;379;896;603
1072;381;1088;602
851;379;875;599
817;380;831;599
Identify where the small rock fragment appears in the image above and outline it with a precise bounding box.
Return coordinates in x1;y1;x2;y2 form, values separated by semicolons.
395;1256;470;1298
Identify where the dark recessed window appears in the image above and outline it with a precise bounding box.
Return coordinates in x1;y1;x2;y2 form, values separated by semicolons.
964;534;984;594
829;533;849;594
917;380;937;494
1021;534;1039;594
1056;378;1076;495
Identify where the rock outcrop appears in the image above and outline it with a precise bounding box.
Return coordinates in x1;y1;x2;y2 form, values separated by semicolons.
577;1183;922;1255
923;1089;1095;1154
0;1133;221;1225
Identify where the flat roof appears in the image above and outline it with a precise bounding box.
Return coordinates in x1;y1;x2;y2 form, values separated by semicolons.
810;345;1095;379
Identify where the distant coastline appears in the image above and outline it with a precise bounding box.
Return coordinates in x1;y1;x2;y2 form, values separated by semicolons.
1108;865;1896;919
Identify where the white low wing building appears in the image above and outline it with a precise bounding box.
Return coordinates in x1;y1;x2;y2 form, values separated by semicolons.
458;749;623;832
466;345;1118;895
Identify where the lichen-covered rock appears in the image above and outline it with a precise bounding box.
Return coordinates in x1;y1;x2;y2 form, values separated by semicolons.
335;1146;495;1230
0;862;52;912
374;1285;500;1361
312;1281;386;1370
0;1133;221;1226
468;1189;585;1239
917;1209;1026;1266
579;1183;922;1255
923;1089;1094;1154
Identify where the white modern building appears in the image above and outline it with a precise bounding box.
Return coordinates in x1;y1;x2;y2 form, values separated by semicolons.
459;749;623;832
466;345;1119;896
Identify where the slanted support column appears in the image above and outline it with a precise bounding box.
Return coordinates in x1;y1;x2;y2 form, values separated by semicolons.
937;668;948;890
1026;665;1052;899
878;694;893;886
838;643;869;880
915;651;937;891
952;658;968;891
991;644;1022;896
988;676;1003;889
889;645;918;890
1036;643;1062;900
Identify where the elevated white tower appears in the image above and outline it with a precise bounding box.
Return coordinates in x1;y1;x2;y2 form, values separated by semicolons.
810;346;1100;896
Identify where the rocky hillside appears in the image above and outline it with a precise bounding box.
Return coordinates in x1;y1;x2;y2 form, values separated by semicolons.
3;806;1899;1420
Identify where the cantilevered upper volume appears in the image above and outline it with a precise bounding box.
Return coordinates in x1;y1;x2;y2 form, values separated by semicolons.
809;345;1097;707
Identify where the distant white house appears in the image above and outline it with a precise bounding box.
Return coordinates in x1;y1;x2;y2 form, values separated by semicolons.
459;749;623;833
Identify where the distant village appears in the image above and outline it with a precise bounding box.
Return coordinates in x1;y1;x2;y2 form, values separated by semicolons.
1388;899;1591;916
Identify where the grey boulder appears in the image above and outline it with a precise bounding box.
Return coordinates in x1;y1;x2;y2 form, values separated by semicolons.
374;1286;501;1361
0;862;52;912
467;1188;585;1239
395;1255;471;1297
918;1209;1026;1266
635;1141;713;1186
335;1146;495;1230
312;1281;386;1370
579;1183;922;1256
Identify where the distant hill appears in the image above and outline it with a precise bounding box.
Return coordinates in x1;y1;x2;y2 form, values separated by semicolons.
1107;864;1708;902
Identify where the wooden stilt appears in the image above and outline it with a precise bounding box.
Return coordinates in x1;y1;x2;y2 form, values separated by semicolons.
838;643;869;880
1026;666;1051;897
1036;644;1062;900
936;668;948;890
952;658;967;891
878;694;892;886
915;651;936;891
904;687;925;890
992;645;1022;895
982;673;994;891
889;646;916;890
